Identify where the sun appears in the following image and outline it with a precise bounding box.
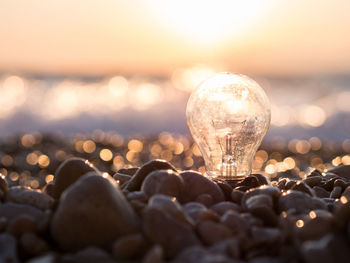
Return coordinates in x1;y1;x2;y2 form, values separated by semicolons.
147;0;274;47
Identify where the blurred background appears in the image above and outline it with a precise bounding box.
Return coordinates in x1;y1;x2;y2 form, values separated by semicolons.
0;0;350;186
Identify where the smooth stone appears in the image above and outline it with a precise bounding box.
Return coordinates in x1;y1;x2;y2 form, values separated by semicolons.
244;195;277;226
313;186;330;198
220;210;248;240
330;186;342;199
0;233;19;263
126;159;177;191
327;165;350;181
112;233;147;260
215;180;234;200
277;179;287;190
5;186;55;210
20;232;49;257
117;167;139;176
148;194;194;226
143;206;200;258
291;181;315;196
334;179;348;190
295;210;333;241
241;185;281;210
0;202;47;228
209;238;240;259
0;174;8;194
210;201;241;216
249;257;283;263
196;194;214;207
196;220;232;246
52;158;99;199
61;247;115;263
0;217;7;231
302;234;350;263
51;173;140;251
252;174;270;186
278;190;327;214
141;170;184;199
333;198;350;229
43;182;55;198
319;178;337;191
171;246;208;263
231;190;244;204
27;254;56;263
6;214;37;236
241;213;264;228
179;171;225;204
127;191;148;203
143;245;163;263
303;176;322;187
342;186;350;199
112;173;131;186
183;202;219;223
285;180;297;190
249;226;282;246
307;169;323;177
237;175;260;188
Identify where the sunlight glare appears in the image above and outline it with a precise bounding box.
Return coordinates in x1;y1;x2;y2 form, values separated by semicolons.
148;0;273;46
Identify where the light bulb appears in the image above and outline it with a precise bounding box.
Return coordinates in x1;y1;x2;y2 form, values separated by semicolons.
186;72;270;180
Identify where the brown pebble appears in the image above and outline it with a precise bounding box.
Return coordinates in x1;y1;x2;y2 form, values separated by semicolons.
113;173;132;186
117;167;139;176
0;217;7;232
196;220;232;245
52;158;99;199
291;181;315;196
215;180;233;201
237;175;260;188
112;233;147;260
285;180;297;190
319;178;337;191
7;215;37;236
252;173;270;186
210;201;241;216
330;186;342;199
20;232;49;256
313;186;330;198
143;245;163;263
0;233;19;263
126;159;177;191
195;194;214;207
231;189;244;204
327;165;350;181
220;210;248;240
334;179;348;190
141;170;184;199
179;171;225;204
303;176;322;187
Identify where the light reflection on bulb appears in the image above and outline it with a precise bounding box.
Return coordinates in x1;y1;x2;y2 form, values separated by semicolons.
186;73;270;180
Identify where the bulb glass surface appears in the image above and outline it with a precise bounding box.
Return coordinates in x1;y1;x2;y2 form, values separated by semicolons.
186;73;270;180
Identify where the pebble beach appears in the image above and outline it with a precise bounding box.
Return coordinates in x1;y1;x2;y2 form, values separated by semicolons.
1;133;350;263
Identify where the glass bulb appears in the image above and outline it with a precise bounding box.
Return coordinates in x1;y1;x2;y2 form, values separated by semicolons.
186;72;270;180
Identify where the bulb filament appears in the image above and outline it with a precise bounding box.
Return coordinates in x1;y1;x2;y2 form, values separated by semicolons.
221;132;237;177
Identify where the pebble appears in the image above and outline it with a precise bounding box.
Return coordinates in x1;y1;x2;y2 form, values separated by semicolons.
61;246;115;263
330;186;342;199
220;211;248;239
143;206;200;258
244;194;278;226
6;214;37;236
112;173;131;186
291;181;315;196
179;171;225;204
327;165;350;181
237;175;260;188
210;201;241;216
143;245;163;263
117;167;139;176
52;158;99;199
125;159;177;191
141;169;184;199
112;233;147;260
209;238;240;259
195;194;214;207
295;210;333;242
303;176;322;187
215;180;233;200
278;190;327;214
20;232;49;257
183;202;219;223
241;185;281;210
148;194;194;226
0;233;19;263
27;254;56;263
285;180;297;190
231;189;244;204
313;186;330;198
252;174;270;186
196;220;232;245
51;173;140;250
5;186;55;210
249;226;282;247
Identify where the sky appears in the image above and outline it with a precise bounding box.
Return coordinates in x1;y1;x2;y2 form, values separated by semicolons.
0;0;350;76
